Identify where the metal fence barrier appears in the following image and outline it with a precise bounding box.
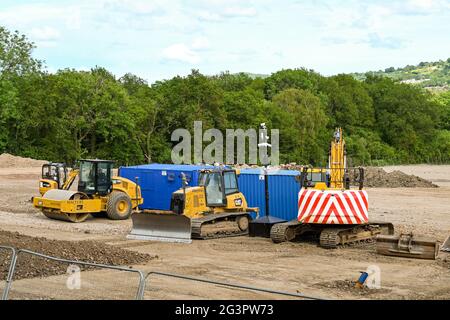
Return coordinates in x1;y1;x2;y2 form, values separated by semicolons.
0;246;17;300
3;249;146;300
1;248;326;300
145;271;325;300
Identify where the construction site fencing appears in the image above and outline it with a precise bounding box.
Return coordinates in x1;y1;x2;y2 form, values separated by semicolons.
1;248;325;300
0;246;17;300
2;249;146;300
144;271;324;300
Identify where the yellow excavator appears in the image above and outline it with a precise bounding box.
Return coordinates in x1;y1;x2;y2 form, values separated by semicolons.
271;128;395;248
39;163;79;196
128;168;258;243
33;159;142;223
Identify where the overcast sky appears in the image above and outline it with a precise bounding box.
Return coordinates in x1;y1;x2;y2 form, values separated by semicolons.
1;0;449;82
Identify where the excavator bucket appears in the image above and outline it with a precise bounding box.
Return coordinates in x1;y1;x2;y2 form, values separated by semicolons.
441;236;450;253
376;233;440;260
127;212;192;243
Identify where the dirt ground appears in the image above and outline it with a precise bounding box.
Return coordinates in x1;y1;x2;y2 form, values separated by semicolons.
0;165;449;300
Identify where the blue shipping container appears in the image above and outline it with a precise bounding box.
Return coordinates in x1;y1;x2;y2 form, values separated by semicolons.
119;164;214;210
238;168;301;221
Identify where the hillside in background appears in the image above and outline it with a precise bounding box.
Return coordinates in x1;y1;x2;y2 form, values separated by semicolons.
351;58;450;92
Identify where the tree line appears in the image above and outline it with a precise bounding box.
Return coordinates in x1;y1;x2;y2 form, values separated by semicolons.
1;26;449;167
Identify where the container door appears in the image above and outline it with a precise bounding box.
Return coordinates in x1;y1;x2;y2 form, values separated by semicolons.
141;171;157;210
237;173;266;219
268;175;301;221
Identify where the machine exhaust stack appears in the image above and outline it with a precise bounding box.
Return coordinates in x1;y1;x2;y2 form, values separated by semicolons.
249;124;286;238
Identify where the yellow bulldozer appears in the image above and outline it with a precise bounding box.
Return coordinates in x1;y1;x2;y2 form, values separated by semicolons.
33;159;142;223
128;167;258;243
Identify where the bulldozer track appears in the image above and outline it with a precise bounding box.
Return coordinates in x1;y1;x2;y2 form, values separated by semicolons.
191;212;251;240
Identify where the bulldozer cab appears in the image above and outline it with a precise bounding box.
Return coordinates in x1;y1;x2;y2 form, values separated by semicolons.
42;163;68;189
78;159;114;196
198;169;239;207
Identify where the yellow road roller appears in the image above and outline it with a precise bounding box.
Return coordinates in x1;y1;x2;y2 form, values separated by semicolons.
33;159;142;223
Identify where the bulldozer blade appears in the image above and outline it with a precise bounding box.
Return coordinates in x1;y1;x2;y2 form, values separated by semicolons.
127;212;192;243
376;234;440;260
441;236;450;253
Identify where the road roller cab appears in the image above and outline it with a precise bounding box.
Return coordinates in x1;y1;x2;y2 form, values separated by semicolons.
78;159;114;196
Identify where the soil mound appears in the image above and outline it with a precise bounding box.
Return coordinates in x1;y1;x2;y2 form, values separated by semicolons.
363;167;437;188
0;230;155;280
235;164;437;188
0;153;47;168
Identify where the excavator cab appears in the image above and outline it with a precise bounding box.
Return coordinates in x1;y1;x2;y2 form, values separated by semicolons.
77;159;114;196
298;168;329;189
40;163;69;195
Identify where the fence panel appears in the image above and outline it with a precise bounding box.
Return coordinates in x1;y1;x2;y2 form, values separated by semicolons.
4;249;145;300
143;271;323;300
0;246;16;300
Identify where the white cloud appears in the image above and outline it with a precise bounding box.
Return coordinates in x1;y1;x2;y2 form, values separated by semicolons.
407;0;449;11
197;10;222;22
102;0;162;14
223;7;257;17
29;26;60;42
162;44;200;64
192;36;210;50
196;4;257;21
162;36;211;64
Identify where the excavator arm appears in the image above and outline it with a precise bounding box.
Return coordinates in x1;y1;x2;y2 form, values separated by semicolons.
329;128;346;189
62;169;79;190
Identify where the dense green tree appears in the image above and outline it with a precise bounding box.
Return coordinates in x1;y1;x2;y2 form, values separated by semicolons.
264;68;322;100
0;26;448;166
365;75;441;162
0;26;41;77
320;74;375;132
0;27;42;154
432;91;450;130
270;88;329;164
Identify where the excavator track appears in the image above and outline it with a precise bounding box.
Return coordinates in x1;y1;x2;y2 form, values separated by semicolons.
270;220;306;243
319;228;344;248
271;221;395;249
319;222;395;249
191;212;251;240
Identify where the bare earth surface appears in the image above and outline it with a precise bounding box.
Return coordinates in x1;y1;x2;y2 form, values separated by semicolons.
0;165;449;300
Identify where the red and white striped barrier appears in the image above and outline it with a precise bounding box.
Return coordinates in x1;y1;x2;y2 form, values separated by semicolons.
297;189;369;225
